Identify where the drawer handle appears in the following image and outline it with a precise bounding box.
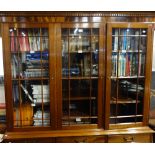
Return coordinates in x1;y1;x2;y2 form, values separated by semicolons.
74;138;87;143
123;136;134;143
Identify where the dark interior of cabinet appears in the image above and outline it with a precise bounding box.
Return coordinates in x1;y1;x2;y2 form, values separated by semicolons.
61;28;99;126
150;71;155;119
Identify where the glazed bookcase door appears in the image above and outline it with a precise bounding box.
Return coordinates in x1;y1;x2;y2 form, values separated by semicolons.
106;23;153;129
2;23;56;130
59;25;104;129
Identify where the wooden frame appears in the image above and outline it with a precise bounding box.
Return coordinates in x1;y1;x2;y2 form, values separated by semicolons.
56;23;105;130
106;22;153;129
0;13;154;142
1;23;57;131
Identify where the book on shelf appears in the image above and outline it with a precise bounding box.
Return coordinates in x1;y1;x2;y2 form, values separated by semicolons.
11;51;49;78
18;29;30;52
10;28;49;52
32;85;49;104
0;103;5;109
113;29;140;51
10;30;18;52
111;52;145;77
0;103;6;123
33;110;50;126
0;109;6;116
24;69;48;78
0;115;6;123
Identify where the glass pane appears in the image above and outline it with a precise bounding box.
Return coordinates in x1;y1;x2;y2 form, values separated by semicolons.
120;28;140;36
33;80;50;126
119;36;139;51
70;28;90;36
0;77;6;124
62;28;99;126
112;36;118;51
62;28;69;36
10;27;50;127
70;52;91;77
112;29;119;36
92;28;99;35
91;36;99;76
111;52;141;77
140;37;147;52
70;79;90;97
62;36;68;53
62;37;69;77
141;29;147;35
0;37;6;125
62;100;69;125
10;28;18;52
62;79;69;125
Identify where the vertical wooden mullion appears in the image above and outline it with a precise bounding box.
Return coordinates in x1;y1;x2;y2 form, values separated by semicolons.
2;23;14;131
55;24;62;129
98;26;104;128
143;25;153;125
68;29;71;126
116;28;120;124
105;23;112;129
40;27;44;126
15;27;22;127
49;24;57;129
89;29;92;125
135;29;141;123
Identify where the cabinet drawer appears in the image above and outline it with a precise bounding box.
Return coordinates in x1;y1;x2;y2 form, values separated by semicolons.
56;136;106;143
108;134;152;143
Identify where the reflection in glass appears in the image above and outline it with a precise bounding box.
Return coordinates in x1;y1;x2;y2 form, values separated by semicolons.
10;27;50;127
61;28;99;126
0;37;6;125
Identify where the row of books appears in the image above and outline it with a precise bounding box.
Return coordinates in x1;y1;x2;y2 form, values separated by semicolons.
112;29;146;51
13;83;50;105
10;29;48;52
62;36;98;53
33;110;50;126
11;52;49;78
32;85;49;104
24;68;49;78
25;52;49;78
0;103;6;123
111;53;145;77
112;29;147;36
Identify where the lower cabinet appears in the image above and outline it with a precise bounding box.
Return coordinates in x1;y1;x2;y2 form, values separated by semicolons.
108;134;153;143
56;136;106;143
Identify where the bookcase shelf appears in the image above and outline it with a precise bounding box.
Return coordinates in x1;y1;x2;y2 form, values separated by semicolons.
110;98;140;104
12;77;49;81
62;77;98;80
63;97;96;101
62;116;98;119
111;76;145;79
110;115;143;119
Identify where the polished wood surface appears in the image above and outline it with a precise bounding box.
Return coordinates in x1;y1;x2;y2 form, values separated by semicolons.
3;126;154;141
108;133;152;143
